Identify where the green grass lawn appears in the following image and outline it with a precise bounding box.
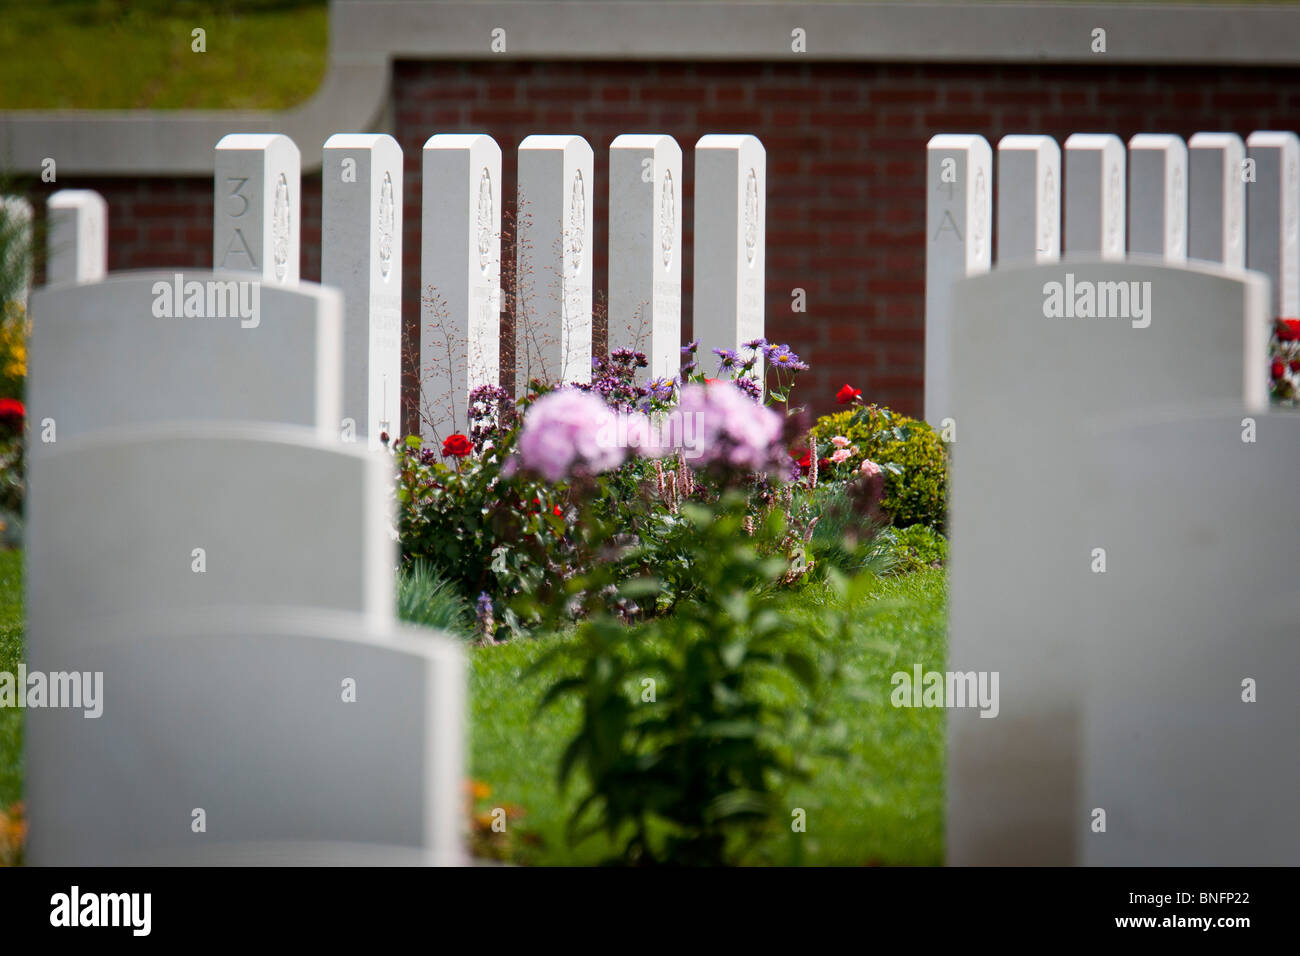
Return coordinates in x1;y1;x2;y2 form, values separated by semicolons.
0;1;328;111
470;567;947;865
0;548;947;865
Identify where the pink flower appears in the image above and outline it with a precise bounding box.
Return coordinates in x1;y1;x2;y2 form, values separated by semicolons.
830;449;852;464
830;435;850;449
860;459;882;477
675;382;783;472
516;388;626;482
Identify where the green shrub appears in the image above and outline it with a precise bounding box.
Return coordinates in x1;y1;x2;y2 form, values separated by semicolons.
875;524;947;576
811;406;948;530
527;491;876;865
397;560;473;638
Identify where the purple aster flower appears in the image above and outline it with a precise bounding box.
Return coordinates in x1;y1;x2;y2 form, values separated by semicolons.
733;375;763;402
681;340;699;355
769;348;807;372
647;377;675;401
743;337;768;351
713;347;739;372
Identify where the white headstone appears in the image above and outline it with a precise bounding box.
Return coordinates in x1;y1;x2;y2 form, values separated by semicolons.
46;189;108;285
1187;132;1246;268
28;272;342;442
26;422;395;639
996;135;1059;265
214;133;300;284
516;134;593;390
1246;130;1300;318
694;134;766;374
924;134;991;426
1064;133;1126;259
421;133;502;441
609;134;682;381
322;134;402;447
946;260;1270;865
26;609;464;865
1127;134;1187;262
1079;411;1300;865
0;195;33;306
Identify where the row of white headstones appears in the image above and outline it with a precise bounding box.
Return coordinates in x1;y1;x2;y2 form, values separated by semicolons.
928;131;1300;864
926;130;1297;425
31;131;767;445
24;274;466;863
17;129;766;865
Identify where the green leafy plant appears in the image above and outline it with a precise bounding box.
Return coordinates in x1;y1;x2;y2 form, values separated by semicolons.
527;491;879;866
874;524;948;576
397;560;472;637
812;405;949;530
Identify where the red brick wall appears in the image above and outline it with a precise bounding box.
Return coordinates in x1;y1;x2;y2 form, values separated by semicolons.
29;60;1300;433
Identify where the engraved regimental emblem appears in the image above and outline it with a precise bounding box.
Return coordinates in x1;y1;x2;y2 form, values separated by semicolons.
660;171;675;270
1228;164;1243;254
378;172;395;281
477;167;494;276
1169;162;1184;253
744;168;759;267
972;166;987;260
1040;165;1056;255
272;172;291;282
1106;162;1122;253
567;169;585;275
1287;157;1299;245
1286;156;1299;299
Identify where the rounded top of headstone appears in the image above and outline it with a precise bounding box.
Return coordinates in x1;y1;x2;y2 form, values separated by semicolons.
519;134;593;159
1128;133;1187;153
611;134;680;153
422;132;500;155
1188;132;1246;150
696;134;765;156
1064;133;1124;151
1246;130;1300;150
997;134;1059;155
215;133;300;157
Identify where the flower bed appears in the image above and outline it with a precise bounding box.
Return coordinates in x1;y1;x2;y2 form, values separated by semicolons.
391;340;949;863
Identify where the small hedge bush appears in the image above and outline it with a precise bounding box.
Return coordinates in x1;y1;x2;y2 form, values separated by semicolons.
811;405;948;531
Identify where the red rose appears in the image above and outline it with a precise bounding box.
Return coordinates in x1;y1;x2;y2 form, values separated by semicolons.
441;434;473;458
836;384;861;405
790;447;812;473
0;398;23;435
1277;318;1300;342
1291;360;1300;373
553;505;563;517
1271;360;1286;380
818;457;832;470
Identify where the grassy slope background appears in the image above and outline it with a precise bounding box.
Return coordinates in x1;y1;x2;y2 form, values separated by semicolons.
0;0;1289;112
0;0;328;111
